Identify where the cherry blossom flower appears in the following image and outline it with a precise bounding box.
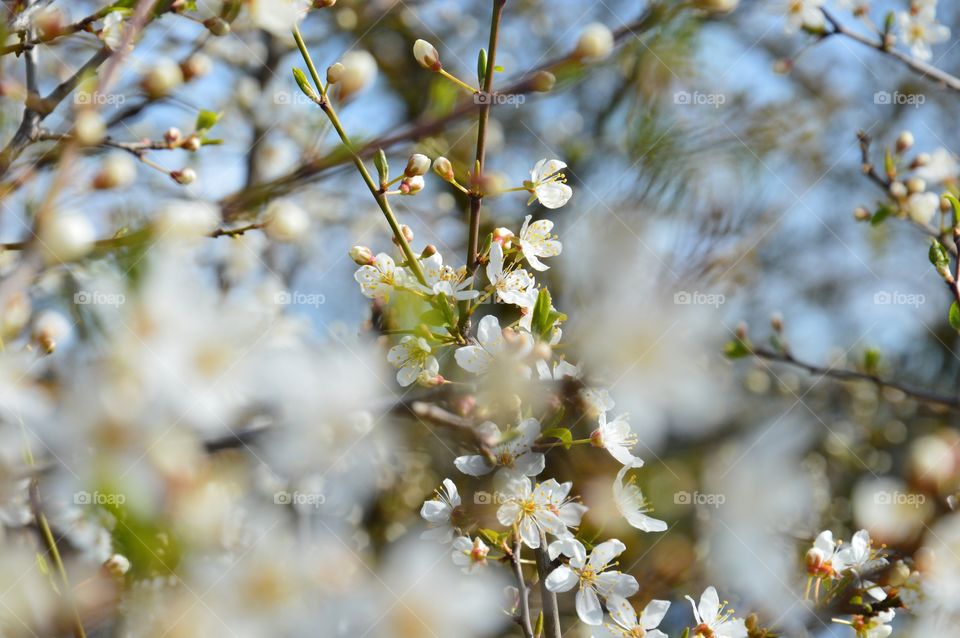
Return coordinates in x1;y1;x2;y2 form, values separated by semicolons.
897;9;950;62
354;253;402;300
536;359;581;381
455;315;534;376
783;0;824;33
528;159;573;209
591;412;640;465
496;477;569;548
387;336;439;387
451;536;489;574
454;418;545;480
606;596;671;638
544;538;639;625
906;191;939;225
487;243;536;307
420;479;461;542
539;479;589;534
839;609;895;638
581;387;615;417
614;463;667;532
836;529;887;601
916;147;959;184
686;586;747;638
518;215;562;271
414;253;479;301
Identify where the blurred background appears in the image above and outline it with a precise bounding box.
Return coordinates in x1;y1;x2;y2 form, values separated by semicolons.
1;0;960;636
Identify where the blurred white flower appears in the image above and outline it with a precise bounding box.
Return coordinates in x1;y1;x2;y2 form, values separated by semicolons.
455;314;533;376
906;191;940;225
898;9;950;61
613;463;667;532
387;336;438;387
783;0;825;33
915;147;959;183
454;418;545;480
451;535;489;573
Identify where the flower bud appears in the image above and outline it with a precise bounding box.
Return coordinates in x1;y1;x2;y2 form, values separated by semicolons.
906;177;926;194
413;39;442;71
896;131;915;153
395;225;415;245
770;312;783;333
530;70;556;93
853;207;871;221
912;152;931;168
349;245;375;265
405;153;431;177
314;0;337;6
164;127;182;145
420;244;437;259
433;156;455;181
171;167;196;185
203;17;230;36
39;211;95;263
773;58;793;74
336;50;377;101
492;227;514;248
735;321;747;340
326;62;344;85
889;181;907;198
887;561;911;587
263;199;310;242
74;110;105;146
142;59;184;98
694;0;739;13
1;292;31;339
181;53;212;81
182;135;202;152
417;371;445;387
104;554;131;577
574;23;614;61
400;175;425;195
32;310;71;354
93;152;137;190
804;547;825;575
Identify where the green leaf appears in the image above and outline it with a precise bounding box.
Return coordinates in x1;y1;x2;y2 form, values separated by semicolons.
950;302;960;332
944;193;960;226
541;427;573;450
194;110;221;132
870;203;892;226
292;67;318;102
477;528;502;546
476;48;487;87
494;65;504;72
534;612;544;638
930;241;951;269
375;149;389;184
723;339;752;359
863;348;881;375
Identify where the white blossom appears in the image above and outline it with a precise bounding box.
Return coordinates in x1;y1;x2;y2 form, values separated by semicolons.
455;314;533;376
354;253;403;300
528;159;573;209
451;536;489;574
518;215;562;271
454;418;545;480
686;586;748;638
496;477;570;548
487;242;536;307
544;538;638;625
613;463;667;532
783;0;825;33
606;596;670;638
420;479;461;542
897;9;950;62
592;412;640;466
387;336;438;387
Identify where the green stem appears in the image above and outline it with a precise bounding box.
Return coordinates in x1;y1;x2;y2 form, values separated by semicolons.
291;26;426;285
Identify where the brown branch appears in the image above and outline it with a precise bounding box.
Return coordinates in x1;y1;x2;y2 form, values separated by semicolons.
749;345;960;409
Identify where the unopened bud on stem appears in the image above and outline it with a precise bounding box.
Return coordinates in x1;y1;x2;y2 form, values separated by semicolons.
413;39;442;71
349;245;375;265
405;153;431;177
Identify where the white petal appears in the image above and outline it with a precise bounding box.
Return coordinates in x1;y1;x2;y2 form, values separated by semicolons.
519;516;540;548
544;565;579;593
641;599;670;629
497;502;521;526
454;345;491;373
596;572;638;598
396;364;419;387
513;452;545;477
589;539;626;570
454;455;494;476
420;500;450;524
575;587;603;626
698;587;721;625
606;595;638;630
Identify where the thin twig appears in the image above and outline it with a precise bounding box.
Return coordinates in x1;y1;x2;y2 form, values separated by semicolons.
511;540;535;638
749;346;960;409
534;531;562;638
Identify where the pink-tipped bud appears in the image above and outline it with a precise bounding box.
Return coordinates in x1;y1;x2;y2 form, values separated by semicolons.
164;127;182;145
171;167;196;185
400;175;425;195
433;156;455;182
413;39;442;71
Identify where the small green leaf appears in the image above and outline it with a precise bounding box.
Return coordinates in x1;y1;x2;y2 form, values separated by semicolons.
375;149;389;184
194;110;221;133
944;193;960;226
724;339;752;359
541;428;573;450
863;348;881;375
870;203;892;226
292;67;318;102
534;612;544;638
950;302;960;332
477;49;487;87
930;240;951;269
